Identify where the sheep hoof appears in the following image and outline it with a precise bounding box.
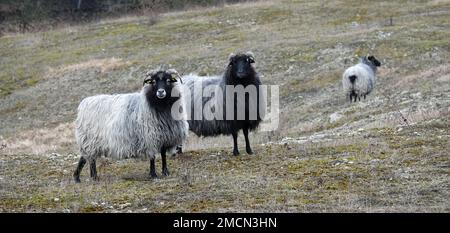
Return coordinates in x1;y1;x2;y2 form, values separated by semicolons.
91;176;99;182
233;150;240;156
150;173;158;179
74;176;81;183
176;146;183;154
246;149;254;155
162;169;170;177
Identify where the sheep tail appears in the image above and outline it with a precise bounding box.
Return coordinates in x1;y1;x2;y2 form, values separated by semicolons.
349;75;357;84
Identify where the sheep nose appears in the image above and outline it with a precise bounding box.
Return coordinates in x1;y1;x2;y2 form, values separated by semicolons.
156;89;166;99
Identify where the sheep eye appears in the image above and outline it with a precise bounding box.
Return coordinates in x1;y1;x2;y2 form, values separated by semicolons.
169;78;178;83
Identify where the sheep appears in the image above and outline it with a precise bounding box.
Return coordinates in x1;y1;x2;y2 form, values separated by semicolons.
73;69;188;182
342;55;381;102
181;51;264;156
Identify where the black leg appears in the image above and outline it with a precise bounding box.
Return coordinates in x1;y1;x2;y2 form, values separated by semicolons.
232;131;239;156
161;147;170;177
73;156;86;183
150;157;158;179
89;159;98;181
364;94;366;100
243;127;253;155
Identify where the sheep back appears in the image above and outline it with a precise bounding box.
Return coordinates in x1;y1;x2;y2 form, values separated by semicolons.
182;73;263;137
75;90;188;160
342;63;376;96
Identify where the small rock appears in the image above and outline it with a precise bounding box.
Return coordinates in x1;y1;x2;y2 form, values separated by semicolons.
54;198;60;202
118;203;132;209
329;112;343;123
310;134;326;140
370;159;380;164
411;92;422;99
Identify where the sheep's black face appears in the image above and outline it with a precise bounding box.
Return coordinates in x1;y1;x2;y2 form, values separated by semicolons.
368;55;381;67
228;53;255;79
144;71;180;109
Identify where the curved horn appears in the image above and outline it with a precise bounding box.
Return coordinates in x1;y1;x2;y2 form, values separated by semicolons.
228;53;236;61
143;69;158;86
166;69;183;84
146;69;159;77
245;51;255;59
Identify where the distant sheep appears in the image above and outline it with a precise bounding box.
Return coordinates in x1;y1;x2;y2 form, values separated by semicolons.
181;51;265;156
342;55;381;102
73;69;188;182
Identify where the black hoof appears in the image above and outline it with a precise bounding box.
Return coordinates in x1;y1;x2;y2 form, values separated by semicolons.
74;176;81;183
233;150;240;156
246;149;254;155
162;169;170;177
150;173;158;179
176;146;183;154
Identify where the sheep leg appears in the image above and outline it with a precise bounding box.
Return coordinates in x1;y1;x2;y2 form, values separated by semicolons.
349;93;356;102
89;159;98;181
73;156;86;183
161;147;170;177
150;157;158;179
232;132;240;156
243;127;253;155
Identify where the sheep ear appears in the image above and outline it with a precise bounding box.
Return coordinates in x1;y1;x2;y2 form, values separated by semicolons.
143;77;151;86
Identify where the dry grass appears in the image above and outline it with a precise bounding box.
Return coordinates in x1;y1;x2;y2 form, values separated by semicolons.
48;58;130;76
0;120;448;213
0;123;75;156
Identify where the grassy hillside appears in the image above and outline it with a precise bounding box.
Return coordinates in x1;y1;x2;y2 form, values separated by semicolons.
0;0;449;212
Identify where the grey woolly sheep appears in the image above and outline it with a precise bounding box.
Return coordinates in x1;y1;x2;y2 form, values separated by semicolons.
181;51;265;156
73;69;188;182
342;55;381;102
